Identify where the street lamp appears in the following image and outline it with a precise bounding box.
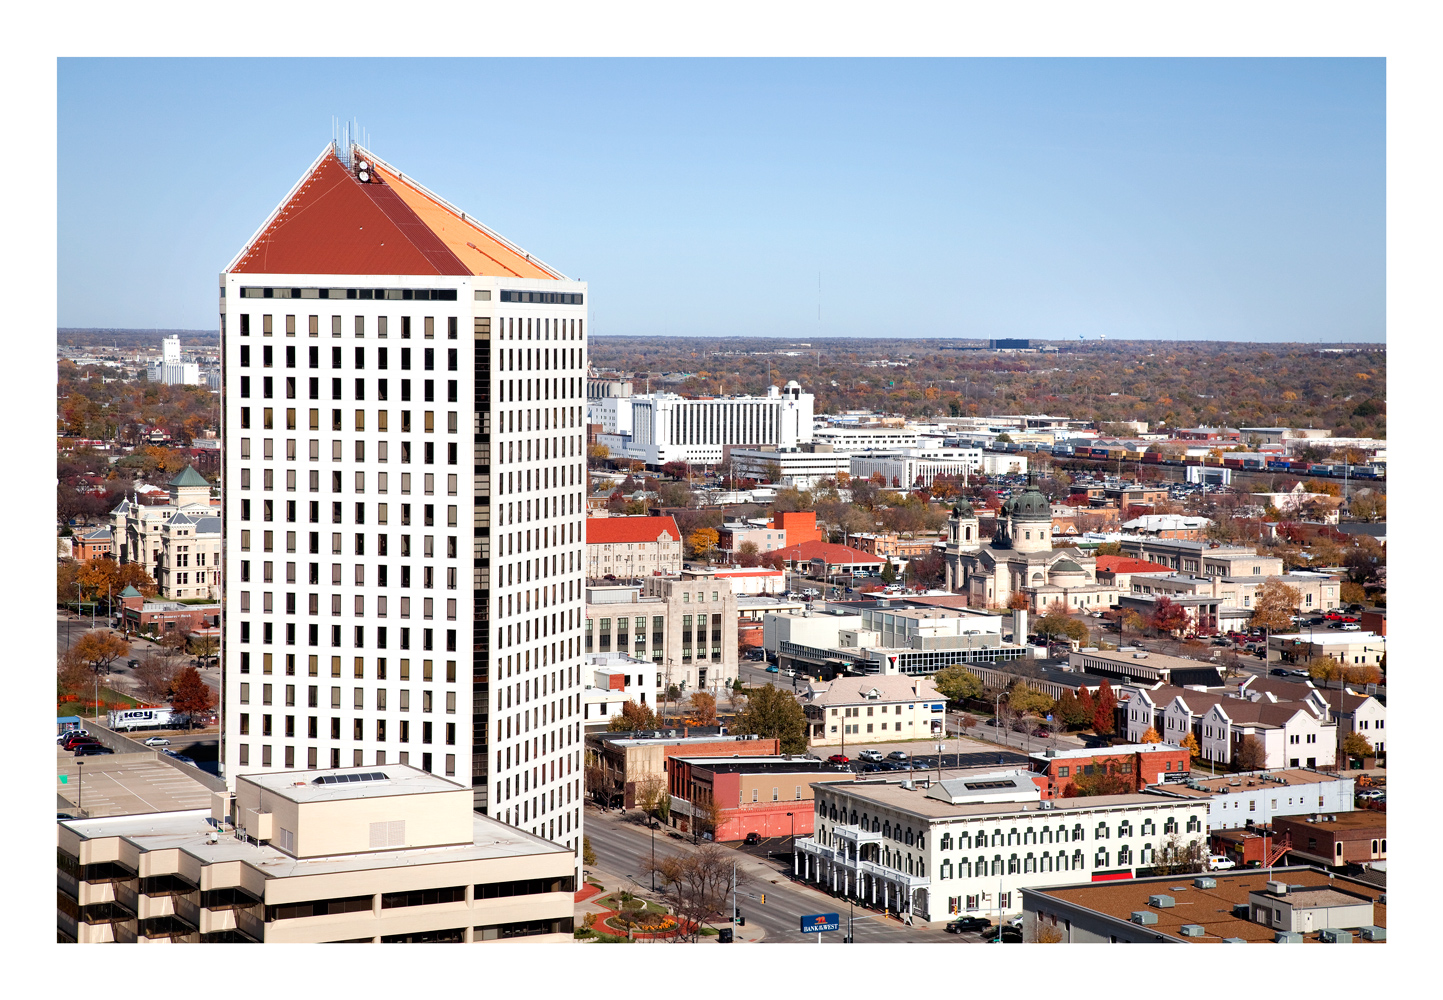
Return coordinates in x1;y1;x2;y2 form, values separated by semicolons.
787;811;795;855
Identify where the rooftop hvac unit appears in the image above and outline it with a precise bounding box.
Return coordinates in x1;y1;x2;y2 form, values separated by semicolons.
1274;931;1304;943
1222;937;1248;943
1179;925;1206;937
1266;881;1290;895
1319;928;1353;944
1231;903;1251;919
1148;895;1175;909
1130;911;1158;925
1359;925;1386;941
1193;877;1217;889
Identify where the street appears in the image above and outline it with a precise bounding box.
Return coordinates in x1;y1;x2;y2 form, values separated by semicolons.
582;806;978;943
57;615;221;699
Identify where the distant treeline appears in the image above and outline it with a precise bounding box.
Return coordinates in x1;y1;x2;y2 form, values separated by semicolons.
59;329;218;349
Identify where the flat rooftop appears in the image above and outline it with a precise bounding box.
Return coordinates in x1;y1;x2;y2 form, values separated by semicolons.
56;750;214;818
811;778;1177;821
241;765;467;805
1029;867;1385;943
1145;769;1348;798
60;809;568;878
1272;632;1384;646
1031;743;1185;762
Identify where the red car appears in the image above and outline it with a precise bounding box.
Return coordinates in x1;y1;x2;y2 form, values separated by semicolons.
828;754;850;764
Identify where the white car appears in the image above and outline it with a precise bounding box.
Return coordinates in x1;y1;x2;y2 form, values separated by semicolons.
1339;623;1361;631
858;749;885;762
1208;855;1237;871
1356;789;1385;801
143;737;171;747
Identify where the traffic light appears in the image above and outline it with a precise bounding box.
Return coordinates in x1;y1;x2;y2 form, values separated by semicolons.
760;893;766;904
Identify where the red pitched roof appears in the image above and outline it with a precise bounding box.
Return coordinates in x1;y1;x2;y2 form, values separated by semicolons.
770;540;885;564
231;147;562;279
1094;556;1175;575
586;516;681;545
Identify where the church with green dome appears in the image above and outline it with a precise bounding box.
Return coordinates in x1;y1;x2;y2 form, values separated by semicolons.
943;471;1117;613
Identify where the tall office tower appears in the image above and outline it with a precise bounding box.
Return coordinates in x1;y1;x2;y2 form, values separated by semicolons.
220;144;588;863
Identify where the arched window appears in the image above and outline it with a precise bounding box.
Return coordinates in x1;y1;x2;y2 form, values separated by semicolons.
1056;852;1068;872
1141;818;1155;836
992;829;1004;847
1117;845;1132;866
1117;821;1133;838
1164;817;1178;835
940;832;953;851
1095;848;1109;868
883;821;891;839
959;859;972;878
850;811;858;826
976;855;987;877
1186;816;1201;834
1072;849;1085;869
1007;828;1019;846
1095;822;1109;840
906;828;915;847
959;831;972;849
940;859;953;880
1024;853;1036;873
1024;827;1035;845
873;818;881;833
1072;824;1085;841
1141;843;1154;864
906;855;914;875
991;856;1003;877
1008;854;1020;875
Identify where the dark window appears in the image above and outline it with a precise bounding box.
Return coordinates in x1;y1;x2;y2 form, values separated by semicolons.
401;379;411;402
424;379;434;402
332;378;342;400
240;345;250;367
309;377;318;400
378;347;388;370
378;378;388;401
332;346;342;369
266;894;373;921
354;347;365;369
286;345;296;368
475;876;574;899
447;379;457;403
262;345;273;367
309;346;319;368
380;885;466;909
240;376;250;398
401;348;411;370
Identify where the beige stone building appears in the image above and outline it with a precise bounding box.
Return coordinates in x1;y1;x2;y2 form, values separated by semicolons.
110;466;221;599
57;765;575;943
584;578;739;698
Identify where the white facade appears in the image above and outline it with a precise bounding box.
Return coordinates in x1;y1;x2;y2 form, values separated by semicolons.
581;652;656;725
609;382;813;467
221;146;588;865
796;777;1208;922
1148;771;1356;829
149;335;203;385
812;426;921;453
730;447;851;487
981;451;1029;476
849;447;983;488
1199;702;1336;770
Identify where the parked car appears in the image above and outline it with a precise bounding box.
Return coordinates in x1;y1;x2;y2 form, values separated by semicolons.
743;832;762;845
886;750;910;762
142;737;171;747
858;749;884;762
765;665;779;674
945;916;992;934
57;729;90;743
1288;669;1311;678
73;744;115;757
827;754;850;765
1356;789;1385;801
1208;855;1237;871
1339;622;1361;631
858;763;878;773
1270;668;1292;677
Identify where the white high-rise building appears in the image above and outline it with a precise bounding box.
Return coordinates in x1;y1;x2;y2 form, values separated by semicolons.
220;143;588;866
592;381;813;469
149;334;202;385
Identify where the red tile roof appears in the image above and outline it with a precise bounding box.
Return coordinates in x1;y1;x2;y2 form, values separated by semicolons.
231;147;561;279
1094;556;1175;575
586;516;681;545
770;540;885;564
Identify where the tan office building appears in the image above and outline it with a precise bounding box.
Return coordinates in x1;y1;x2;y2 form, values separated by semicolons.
58;765;575;943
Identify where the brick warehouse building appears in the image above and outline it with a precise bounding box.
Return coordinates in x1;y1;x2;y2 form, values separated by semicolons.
1029;743;1192;799
666;755;853;841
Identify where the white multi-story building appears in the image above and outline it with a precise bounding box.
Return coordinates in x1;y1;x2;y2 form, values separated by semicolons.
581;652;657;726
794;773;1208;922
729;445;852;487
221;143;587;867
596;382;813;468
149;335;203;385
811;426;921;453
849;447;983;488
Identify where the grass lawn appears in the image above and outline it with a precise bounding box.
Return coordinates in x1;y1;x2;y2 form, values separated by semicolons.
57;688;141;716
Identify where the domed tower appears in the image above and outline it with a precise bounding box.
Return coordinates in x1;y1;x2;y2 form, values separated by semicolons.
1005;470;1052;555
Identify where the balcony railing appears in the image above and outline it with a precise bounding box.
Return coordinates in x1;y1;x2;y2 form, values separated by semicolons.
859;859;930;889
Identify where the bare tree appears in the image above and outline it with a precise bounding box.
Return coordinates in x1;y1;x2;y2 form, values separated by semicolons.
133;656;178;703
634;773;669;827
644;845;747;942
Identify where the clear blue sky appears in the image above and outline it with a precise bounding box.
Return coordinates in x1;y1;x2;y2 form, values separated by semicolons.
58;58;1384;341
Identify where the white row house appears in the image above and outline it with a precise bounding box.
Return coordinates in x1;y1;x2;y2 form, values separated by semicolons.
1198;700;1336;770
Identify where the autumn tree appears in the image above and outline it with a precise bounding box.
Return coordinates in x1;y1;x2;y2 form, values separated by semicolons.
1250;579;1302;633
157;625;191;657
1233;734;1267;772
688;691;718;726
1035;607;1089;644
735;540;761;567
633;773;669;826
1006;592;1030;610
168;665;216;729
1153;833;1207;875
1140;726;1162;744
1341;731;1374;759
1055;688;1092;730
1064;766;1133;797
582;836;598;866
730;683;809;754
932;664;983;705
607;699;659;732
1092;681;1117;737
1307;656;1344;688
1008;682;1055;717
1339;581;1368;606
585;751;611;806
1178;732;1201;760
57;652;94;707
1149;596;1190;637
189;633;219;662
73;631;130;676
687;527;720;561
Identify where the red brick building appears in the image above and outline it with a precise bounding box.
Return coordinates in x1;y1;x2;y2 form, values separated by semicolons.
118;585;219;636
1029;743;1191;799
666;755;853;841
772;510;822;546
72;528;114;561
1272;812;1387;868
591;732;781;810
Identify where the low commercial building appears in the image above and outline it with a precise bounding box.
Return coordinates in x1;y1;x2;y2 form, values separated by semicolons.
850;447;984;488
778;605;1026;678
767;539;886;579
581;652;657;727
1272;812;1387;868
1146;769;1356;830
1071;649;1223;687
730;444;852;488
666;755;853;841
1115;538;1285;579
588;731;779;810
1022;866;1386;943
57;765;575;943
117;586;220;637
1028;744;1191;799
795;774;1209;922
1267;632;1385;668
585;515;683;579
799;674;947;746
846;532;941;559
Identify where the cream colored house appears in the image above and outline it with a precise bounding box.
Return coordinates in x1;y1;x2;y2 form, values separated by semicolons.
800;674;947;747
57;765;575;944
